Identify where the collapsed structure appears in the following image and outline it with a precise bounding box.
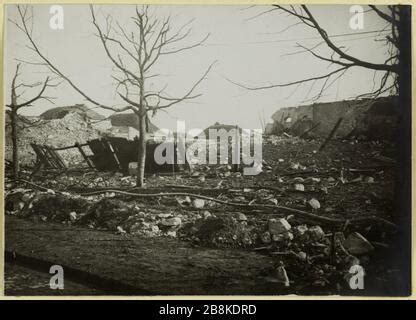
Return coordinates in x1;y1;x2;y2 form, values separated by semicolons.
6;96;398;176
5;111;101;166
30;137;182;175
265;96;398;139
5;105;180;175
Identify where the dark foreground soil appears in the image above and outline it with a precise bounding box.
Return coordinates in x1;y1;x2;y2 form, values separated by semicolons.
6;216;290;295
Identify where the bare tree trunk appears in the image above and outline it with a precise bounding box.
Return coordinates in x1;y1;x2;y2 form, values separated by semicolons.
136;111;147;187
10;110;19;179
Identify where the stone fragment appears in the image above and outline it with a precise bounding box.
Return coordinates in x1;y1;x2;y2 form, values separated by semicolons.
294;184;305;191
166;230;177;237
161;217;182;227
295;225;308;236
308;198;321;210
308;225;325;240
364;176;375;183
192;199;205;209
202;211;212;219
235;212;247;222
343;232;374;255
260;231;271;244
69;211;77;222
268;218;291;236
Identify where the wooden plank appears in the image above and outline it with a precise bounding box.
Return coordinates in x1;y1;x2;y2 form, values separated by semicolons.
43;145;60;169
75;142;95;169
104;139;123;171
53;143;88;151
53;149;68;169
299;122;321;138
319;118;343;152
45;145;66;169
31;143;53;168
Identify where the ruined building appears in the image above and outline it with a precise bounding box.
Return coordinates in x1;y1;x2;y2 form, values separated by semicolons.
265;96;398;139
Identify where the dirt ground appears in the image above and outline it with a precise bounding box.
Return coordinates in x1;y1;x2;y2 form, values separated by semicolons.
4;135;409;296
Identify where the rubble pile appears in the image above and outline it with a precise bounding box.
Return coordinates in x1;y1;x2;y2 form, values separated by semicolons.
5;112;101;166
5;186;382;292
179;214;259;247
5;134;399;293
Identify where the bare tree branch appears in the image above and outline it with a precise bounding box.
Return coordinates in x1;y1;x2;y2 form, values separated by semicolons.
229;4;399;100
14;76;49;108
6;62;57;179
297;5;398;73
149;61;216;110
225;66;348;91
8;63;53;109
369;5;399;26
14;5;129;113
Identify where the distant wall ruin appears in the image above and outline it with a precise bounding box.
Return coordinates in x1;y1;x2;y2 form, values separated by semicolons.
266;96;398;139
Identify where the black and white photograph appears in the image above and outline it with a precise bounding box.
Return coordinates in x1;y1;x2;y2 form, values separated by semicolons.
3;3;412;297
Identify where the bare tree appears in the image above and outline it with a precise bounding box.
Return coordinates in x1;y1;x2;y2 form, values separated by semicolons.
6;63;55;179
12;4;214;186
229;5;400;101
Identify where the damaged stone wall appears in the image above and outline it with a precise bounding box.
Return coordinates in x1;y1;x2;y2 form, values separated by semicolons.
266;96;398;139
5;112;101;166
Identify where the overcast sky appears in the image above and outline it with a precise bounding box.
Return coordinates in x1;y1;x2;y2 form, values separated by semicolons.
5;4;392;130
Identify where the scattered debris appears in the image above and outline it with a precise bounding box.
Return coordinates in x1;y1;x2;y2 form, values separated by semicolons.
69;211;77;222
343;232;375;255
294;184;305;192
5;131;400;294
308;198;321;210
364;176;375;183
235;212;247;222
192;198;205;209
307;226;325;241
161;217;182;227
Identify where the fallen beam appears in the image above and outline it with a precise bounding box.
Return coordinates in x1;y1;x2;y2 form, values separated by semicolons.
319;118;343;152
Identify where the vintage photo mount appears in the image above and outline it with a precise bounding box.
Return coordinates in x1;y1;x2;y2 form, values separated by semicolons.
0;0;414;301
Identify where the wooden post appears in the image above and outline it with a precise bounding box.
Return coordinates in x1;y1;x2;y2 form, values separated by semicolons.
233;125;240;172
299;122;321;139
104;139;122;171
43;145;59;168
31;143;53;168
75;142;94;168
45;145;66;169
319;118;343;152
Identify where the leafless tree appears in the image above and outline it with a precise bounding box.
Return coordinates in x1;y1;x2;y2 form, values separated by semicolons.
229;5;400;101
11;4;215;186
6;63;56;179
